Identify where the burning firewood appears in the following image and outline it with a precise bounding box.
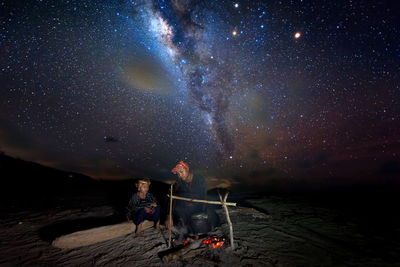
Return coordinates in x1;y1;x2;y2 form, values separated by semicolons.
160;235;228;263
202;235;227;249
160;237;207;263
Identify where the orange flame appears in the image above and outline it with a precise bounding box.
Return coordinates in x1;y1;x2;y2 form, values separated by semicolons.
203;239;212;245
202;236;226;249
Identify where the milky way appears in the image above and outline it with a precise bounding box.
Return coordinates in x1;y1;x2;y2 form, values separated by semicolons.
143;0;237;157
1;0;399;189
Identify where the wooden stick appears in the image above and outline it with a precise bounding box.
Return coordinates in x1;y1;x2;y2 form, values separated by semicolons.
168;184;173;248
218;191;235;250
167;194;237;206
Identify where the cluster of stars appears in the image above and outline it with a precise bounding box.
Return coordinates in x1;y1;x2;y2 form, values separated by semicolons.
0;0;398;185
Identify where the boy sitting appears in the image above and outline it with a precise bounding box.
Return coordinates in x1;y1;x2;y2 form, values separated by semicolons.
126;178;160;236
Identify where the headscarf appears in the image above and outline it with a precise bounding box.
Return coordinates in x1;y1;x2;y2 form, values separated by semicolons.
136;178;151;187
171;161;189;174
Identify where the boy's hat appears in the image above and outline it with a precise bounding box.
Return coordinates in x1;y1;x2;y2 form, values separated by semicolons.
171;161;189;174
136;178;151;186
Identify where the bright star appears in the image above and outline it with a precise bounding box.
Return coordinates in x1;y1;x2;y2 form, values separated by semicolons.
294;32;301;39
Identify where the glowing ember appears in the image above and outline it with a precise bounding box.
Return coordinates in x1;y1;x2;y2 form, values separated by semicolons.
202;236;226;249
203;239;212;245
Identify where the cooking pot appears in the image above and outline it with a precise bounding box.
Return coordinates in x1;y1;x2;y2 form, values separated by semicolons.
190;212;210;234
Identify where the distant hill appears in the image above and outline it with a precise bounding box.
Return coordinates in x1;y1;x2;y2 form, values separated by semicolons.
0;153;106;211
0;153;170;214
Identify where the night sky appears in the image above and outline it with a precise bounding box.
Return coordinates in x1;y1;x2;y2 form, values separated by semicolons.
1;0;399;190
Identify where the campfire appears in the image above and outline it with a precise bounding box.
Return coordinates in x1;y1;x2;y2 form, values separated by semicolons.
202;235;227;249
161;186;236;263
167;187;236;250
160;235;228;263
181;235;227;249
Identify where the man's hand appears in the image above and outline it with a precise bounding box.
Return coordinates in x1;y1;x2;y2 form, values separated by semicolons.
165;215;173;230
150;202;157;207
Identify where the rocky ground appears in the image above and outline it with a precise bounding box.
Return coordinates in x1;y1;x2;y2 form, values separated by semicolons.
1;194;399;266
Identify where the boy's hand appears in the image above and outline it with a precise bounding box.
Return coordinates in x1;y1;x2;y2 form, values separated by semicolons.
144;207;154;214
150;202;157;207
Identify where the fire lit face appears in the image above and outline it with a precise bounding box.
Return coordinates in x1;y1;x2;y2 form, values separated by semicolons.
176;167;190;182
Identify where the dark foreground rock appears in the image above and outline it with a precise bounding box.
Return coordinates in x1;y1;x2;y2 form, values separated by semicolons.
1;194;400;266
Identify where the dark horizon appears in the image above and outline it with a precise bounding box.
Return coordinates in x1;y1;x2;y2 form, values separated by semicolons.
1;152;398;195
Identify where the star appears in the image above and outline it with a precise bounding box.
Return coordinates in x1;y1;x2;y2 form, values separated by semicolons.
1;0;398;188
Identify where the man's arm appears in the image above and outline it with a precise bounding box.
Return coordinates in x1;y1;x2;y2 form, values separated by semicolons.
198;174;207;200
192;174;206;198
193;174;207;211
